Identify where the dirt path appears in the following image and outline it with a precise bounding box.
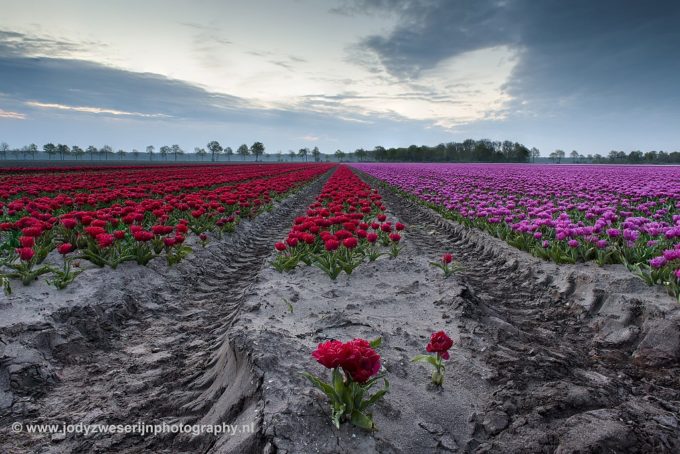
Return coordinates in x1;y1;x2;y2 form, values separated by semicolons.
0;170;333;453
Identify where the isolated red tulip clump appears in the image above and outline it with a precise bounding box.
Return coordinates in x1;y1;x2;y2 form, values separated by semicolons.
273;165;405;279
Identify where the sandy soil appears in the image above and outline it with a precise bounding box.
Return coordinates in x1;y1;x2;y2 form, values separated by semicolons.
1;167;679;453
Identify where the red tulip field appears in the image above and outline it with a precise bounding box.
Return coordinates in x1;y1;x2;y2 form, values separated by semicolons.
1;163;679;453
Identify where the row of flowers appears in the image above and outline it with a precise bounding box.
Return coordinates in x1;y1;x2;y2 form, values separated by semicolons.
353;163;680;300
0;164;333;294
272;166;405;279
305;331;454;430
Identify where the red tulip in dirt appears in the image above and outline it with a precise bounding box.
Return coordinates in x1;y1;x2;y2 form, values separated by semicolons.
430;252;461;278
304;337;388;430
413;331;454;386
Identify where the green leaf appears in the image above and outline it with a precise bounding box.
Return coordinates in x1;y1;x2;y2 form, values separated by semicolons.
369;337;382;349
301;372;339;402
413;354;440;368
350;410;375;430
411;354;431;363
332;367;345;395
331;403;346;429
360;378;389;410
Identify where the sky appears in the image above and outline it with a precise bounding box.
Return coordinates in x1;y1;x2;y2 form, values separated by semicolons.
0;0;679;156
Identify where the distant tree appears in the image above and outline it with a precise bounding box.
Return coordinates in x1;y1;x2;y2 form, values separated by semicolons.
72;145;85;160
629;150;643;163
159;145;170;160
146;145;155;161
373;145;386;161
355;148;367;162
312;146;321;162
43;143;57;160
86;145;97;161
56;144;70;160
117;149;126;160
250;141;265;162
27;143;38;160
276;150;283;162
334;149;345;162
237;144;249;160
530;147;540;163
224;146;233;162
195;147;207;161
171;144;183;161
0;142;8;160
570;150;579;163
207;140;222;162
554;149;565;164
288;150;296;161
132;148;140;160
298;147;309;162
100;145;113;160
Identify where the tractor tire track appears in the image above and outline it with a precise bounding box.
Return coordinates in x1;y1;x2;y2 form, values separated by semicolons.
0;169;334;454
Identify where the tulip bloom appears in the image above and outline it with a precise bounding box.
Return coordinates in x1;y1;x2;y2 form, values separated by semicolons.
16;247;35;261
305;338;387;430
413;331;454;386
58;243;74;254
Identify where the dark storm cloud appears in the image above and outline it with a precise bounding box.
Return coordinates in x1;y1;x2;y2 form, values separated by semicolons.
344;0;680;112
0;30;87;57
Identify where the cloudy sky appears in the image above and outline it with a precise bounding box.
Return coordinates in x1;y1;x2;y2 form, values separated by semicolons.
0;0;678;155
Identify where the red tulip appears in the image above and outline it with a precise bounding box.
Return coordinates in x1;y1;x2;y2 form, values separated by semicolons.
343;237;358;249
61;218;78;229
19;236;35;248
16;247;35;261
96;233;115;248
426;331;454;360
274;242;287;251
58;243;74;254
325;239;340;251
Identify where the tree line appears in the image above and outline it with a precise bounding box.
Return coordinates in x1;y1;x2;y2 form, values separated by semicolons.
1;139;678;164
548;149;680;164
0;141;266;162
351;140;535;163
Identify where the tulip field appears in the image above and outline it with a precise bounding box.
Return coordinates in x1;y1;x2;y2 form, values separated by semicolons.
353;163;680;298
2;162;680;453
0;163;332;294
